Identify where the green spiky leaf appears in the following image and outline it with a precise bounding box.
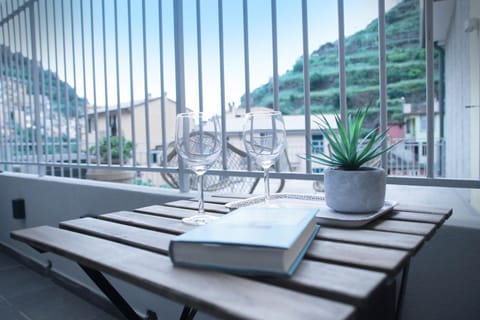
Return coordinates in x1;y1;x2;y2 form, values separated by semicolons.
304;107;401;170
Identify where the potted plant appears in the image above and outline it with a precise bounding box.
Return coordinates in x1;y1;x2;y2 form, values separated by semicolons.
86;136;135;184
305;108;398;213
91;136;133;164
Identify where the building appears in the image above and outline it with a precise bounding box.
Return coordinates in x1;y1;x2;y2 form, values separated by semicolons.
87;96;177;165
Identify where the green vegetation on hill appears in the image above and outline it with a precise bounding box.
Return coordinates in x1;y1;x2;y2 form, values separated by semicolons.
0;45;86;117
246;0;436;123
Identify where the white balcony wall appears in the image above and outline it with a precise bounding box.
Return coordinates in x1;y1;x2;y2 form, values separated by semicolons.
0;172;208;319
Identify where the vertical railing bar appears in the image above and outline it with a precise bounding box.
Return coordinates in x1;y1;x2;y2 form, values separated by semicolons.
6;2;15;168
425;0;434;178
301;0;311;174
80;0;89;166
2;2;10;169
5;2;18;164
0;7;4;169
113;0;123;166
23;1;33;166
52;0;64;176
27;0;34;168
337;0;347;124
242;0;252;171
271;0;282;173
61;0;72;177
196;0;203;113
10;0;22;162
271;0;279;112
173;0;187;192
242;0;250;113
142;0;151;168
217;0;227;170
101;0;110;166
11;0;25;166
23;0;31;162
29;0;41;174
89;0;99;163
35;0;46;166
158;0;167;167
378;0;388;170
0;3;12;169
70;0;80;173
27;2;36;168
18;0;31;161
5;1;15;168
45;0;55;172
6;2;19;166
127;0;136;166
12;0;24;165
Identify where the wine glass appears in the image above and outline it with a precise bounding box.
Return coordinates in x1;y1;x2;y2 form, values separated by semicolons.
242;111;287;202
175;112;222;225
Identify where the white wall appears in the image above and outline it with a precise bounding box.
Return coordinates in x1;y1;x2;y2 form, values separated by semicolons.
0;172;217;320
444;0;474;179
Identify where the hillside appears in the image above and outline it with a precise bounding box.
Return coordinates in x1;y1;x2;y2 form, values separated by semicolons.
246;0;433;123
0;45;85;117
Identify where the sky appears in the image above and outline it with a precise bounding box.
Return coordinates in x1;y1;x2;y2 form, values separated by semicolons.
10;0;398;114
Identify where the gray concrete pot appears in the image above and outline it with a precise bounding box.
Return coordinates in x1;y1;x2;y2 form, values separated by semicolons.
324;167;386;213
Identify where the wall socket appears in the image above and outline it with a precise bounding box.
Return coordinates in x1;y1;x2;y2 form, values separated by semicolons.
12;199;26;219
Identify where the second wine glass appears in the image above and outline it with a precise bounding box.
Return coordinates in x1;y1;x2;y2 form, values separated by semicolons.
175;112;222;225
242;111;287;202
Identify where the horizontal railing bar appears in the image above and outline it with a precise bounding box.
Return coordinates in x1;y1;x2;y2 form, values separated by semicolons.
7;160;478;189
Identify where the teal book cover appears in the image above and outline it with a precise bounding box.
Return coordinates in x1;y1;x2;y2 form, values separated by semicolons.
169;207;319;276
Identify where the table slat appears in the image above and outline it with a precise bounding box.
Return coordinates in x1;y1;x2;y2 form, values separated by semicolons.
209;193;251;200
59;217;386;305
99;211;191;234
393;204;452;216
316;228;424;252
11;226;355;320
135;205;223;219
203;195;244;204
60;217;174;254
388;210;446;224
307;240;408;275
165;200;231;213
370;219;436;236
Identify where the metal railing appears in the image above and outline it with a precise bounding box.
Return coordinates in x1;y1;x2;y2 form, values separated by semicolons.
0;0;479;191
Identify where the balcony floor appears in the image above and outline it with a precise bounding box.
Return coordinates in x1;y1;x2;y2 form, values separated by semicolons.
0;249;121;320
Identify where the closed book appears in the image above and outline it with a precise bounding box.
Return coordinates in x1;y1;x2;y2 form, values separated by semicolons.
169;207;319;276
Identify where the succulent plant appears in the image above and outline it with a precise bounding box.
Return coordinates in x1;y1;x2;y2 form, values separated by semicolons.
306;108;398;170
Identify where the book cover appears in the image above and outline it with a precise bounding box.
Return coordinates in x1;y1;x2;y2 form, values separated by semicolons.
169;207;319;276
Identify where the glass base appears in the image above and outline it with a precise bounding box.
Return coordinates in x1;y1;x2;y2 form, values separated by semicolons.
182;214;219;226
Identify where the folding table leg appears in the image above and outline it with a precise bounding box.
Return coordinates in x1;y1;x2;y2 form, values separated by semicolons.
180;305;197;320
79;264;157;320
395;259;411;320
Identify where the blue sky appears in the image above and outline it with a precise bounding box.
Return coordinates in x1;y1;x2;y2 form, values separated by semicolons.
30;0;398;113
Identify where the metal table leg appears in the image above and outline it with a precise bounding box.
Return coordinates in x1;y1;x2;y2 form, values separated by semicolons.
80;264;157;320
180;305;197;320
395;259;411;320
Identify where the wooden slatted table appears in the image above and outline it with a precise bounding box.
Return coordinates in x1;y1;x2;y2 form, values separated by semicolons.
11;195;451;320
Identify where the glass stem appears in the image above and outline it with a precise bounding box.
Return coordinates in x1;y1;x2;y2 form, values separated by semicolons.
264;167;271;201
198;174;205;214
